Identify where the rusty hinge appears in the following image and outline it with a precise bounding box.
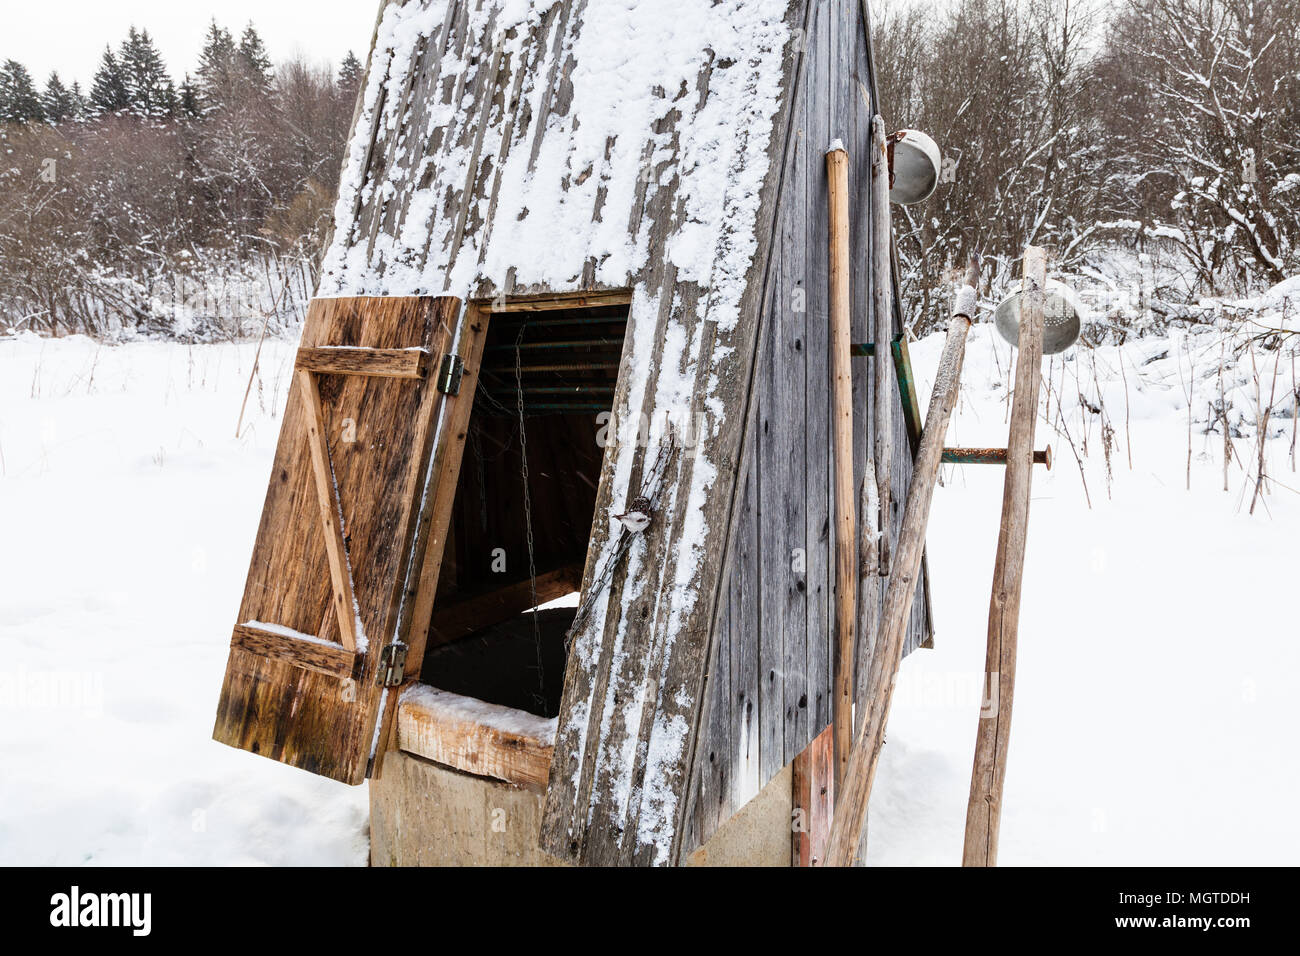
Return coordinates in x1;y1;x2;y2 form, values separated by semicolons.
436;354;464;395
376;641;409;687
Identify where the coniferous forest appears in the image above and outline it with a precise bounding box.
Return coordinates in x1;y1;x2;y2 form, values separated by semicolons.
0;21;363;338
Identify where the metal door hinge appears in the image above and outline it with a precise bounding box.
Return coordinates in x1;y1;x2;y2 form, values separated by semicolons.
437;354;464;395
376;641;409;687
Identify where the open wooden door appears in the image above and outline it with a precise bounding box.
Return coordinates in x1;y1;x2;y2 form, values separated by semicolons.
212;295;486;784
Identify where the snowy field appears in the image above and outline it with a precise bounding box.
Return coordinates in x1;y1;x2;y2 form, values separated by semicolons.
1;310;1296;866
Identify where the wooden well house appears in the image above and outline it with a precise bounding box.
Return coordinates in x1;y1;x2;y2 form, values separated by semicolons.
213;0;933;867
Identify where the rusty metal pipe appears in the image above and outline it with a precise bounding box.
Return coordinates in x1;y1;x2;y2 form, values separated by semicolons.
942;446;1052;469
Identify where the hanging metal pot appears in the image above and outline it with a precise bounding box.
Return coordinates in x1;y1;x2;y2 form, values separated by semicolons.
992;278;1083;355
888;129;942;205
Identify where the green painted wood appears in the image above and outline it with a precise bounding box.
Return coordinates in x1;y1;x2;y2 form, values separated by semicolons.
891;335;925;456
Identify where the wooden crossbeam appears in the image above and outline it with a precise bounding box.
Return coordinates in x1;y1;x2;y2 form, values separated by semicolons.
429;564;584;648
296;368;361;652
480;289;633;313
295;346;430;379
231;624;361;680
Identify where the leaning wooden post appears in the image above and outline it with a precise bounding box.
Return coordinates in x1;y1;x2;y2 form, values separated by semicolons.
962;246;1047;867
824;257;981;867
826;141;857;787
870;116;893;578
849;466;882;865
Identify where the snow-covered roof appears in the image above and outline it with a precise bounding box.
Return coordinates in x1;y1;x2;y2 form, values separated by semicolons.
321;0;793;313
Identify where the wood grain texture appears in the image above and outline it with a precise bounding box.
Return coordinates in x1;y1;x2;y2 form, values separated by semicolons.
368;298;489;777
296;368;361;652
538;3;809;866
212;296;461;785
678;0;933;855
230;624;361;681
396;686;556;791
826;144;857;788
792;723;834;866
295;346;430;379
870;116;894;578
963;247;1047;867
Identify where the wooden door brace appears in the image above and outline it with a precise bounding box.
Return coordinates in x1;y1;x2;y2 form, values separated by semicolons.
293;345;431;655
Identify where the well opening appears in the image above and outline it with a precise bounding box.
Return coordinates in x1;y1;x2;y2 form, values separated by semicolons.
420;295;631;719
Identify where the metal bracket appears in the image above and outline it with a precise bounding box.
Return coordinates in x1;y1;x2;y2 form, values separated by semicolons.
376;641;409;687
436;354;464;395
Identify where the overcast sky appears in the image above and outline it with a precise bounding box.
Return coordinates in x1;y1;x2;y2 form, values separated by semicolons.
2;1;379;87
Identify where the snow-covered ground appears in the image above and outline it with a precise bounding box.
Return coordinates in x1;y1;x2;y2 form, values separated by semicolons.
0;336;368;865
1;305;1296;865
871;312;1300;866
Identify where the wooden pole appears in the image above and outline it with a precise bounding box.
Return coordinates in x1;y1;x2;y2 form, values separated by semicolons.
962;246;1047;867
824;257;981;867
850;466;881;865
827;142;857;788
870;116;893;578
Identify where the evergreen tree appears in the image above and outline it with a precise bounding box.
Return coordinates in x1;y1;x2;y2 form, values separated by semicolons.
338;51;363;99
89;46;130;114
120;27;176;118
196;20;238;112
0;60;44;123
42;72;78;123
237;23;273;90
178;74;200;119
69;80;88;120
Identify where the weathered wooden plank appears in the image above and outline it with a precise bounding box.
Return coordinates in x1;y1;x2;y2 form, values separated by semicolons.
759;234;793;787
296;368;361;653
490;290;633;312
728;456;763;821
320;0;401;260
230;624;361;681
397;685;556;791
871;116;894;579
213;296;455;786
399;300;489;675
591;280;711;866
443;11;507;284
540;3;809;866
540;261;683;863
688;567;732;850
295;346;430;379
428;564;583;647
792;723;835;866
846;0;876;688
856;0;935;655
802;0;833;761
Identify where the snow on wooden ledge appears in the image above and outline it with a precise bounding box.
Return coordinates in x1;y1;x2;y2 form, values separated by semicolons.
397;684;558;791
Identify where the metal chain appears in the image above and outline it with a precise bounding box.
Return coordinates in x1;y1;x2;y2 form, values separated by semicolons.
514;323;545;708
